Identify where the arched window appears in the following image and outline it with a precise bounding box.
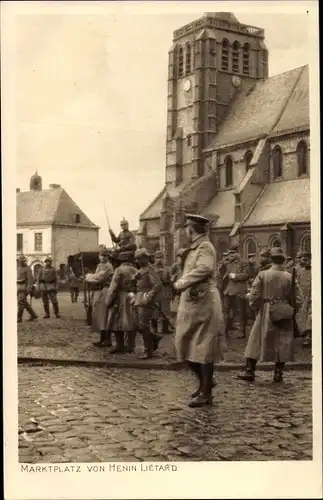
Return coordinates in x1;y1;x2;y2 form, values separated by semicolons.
232;41;240;73
269;235;281;248
178;46;184;77
225;156;233;187
245;238;257;260
185;43;191;75
297;140;308;176
245;150;253;171
243;43;250;75
221;39;229;71
272;145;283;179
301;235;311;253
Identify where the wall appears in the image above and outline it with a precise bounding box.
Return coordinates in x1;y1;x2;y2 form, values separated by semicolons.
217;144;256;189
52;226;99;266
16;225;52;256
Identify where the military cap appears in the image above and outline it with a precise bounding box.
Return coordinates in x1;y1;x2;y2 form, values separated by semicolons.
222;252;229;257
260;248;271;258
154;250;164;259
302;252;311;259
44;256;52;262
135;248;150;260
99;248;110;257
118;250;135;262
18;254;26;262
270;247;286;259
184;213;210;227
296;251;303;258
120;218;128;225
229;243;239;252
286;256;293;262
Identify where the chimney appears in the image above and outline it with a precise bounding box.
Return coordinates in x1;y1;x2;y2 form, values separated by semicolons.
16;188;20;193
49;184;61;189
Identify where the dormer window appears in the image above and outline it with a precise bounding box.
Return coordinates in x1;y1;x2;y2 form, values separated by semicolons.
272;145;283;179
75;214;81;224
224;155;233;187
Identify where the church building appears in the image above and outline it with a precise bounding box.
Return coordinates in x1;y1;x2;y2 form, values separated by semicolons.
16;172;99;277
138;12;310;265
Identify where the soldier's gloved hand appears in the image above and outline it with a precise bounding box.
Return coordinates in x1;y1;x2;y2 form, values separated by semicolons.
142;292;152;305
229;273;236;280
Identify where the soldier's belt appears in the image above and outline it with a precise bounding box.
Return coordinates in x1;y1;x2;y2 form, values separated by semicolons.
40;280;56;284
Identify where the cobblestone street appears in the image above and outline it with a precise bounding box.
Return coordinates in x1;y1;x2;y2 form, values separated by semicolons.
18;365;312;463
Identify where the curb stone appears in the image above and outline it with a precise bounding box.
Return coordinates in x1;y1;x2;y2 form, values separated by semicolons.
17;356;312;372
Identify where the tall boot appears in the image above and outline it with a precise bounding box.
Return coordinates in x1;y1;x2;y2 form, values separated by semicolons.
93;330;106;346
17;303;25;323
104;330;112;347
152;332;162;352
237;358;257;382
110;332;125;353
25;302;38;320
140;329;153;359
188;362;203;398
189;363;214;407
53;302;60;319
274;362;285;383
43;303;50;319
125;331;136;353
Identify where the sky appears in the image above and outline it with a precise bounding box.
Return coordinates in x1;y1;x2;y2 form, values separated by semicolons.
13;2;311;245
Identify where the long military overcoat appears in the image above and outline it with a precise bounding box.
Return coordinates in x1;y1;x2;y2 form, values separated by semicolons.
245;264;303;362
296;267;312;333
87;262;114;333
174;235;225;364
105;262;137;332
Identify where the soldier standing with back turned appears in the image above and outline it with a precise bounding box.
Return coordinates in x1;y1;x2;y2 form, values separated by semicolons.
37;257;60;319
17;255;38;323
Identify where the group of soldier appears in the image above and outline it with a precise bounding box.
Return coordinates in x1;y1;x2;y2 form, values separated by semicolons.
17;214;312;408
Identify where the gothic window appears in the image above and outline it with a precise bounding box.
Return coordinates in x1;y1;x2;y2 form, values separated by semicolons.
178;46;184;77
297;140;308;176
17;233;23;252
301;235;311;253
34;232;43;252
224;155;233;187
245;238;257;259
232;41;240;73
187;134;192;146
272;145;283;179
209;39;216;54
185;43;191;75
243;43;250;75
245;150;253;171
221;39;229;71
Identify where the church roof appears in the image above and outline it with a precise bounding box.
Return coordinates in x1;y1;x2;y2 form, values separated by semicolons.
16;187;99;227
206;65;309;151
139;187;166;220
242;178;310;227
203;189;235;228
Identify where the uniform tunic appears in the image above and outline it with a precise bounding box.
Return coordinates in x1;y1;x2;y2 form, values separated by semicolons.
110;229;136;251
17;264;37;318
37;266;58;292
152;262;172;318
133;266;162;329
174;235;225;364
105;262;137;332
87;262;114;332
245;264;303;362
296;267;312;333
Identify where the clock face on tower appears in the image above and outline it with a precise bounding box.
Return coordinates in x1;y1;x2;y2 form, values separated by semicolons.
232;76;242;88
184;79;191;92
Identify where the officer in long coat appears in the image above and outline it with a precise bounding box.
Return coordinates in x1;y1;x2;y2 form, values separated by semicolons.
105;250;138;353
85;248;114;347
173;214;224;408
237;247;303;383
36;257;60;318
17;255;38;323
296;252;312;347
131;248;163;359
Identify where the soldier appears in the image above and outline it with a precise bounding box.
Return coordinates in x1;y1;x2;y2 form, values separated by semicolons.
257;248;271;272
105;250;138;353
215;251;231;300
173;214;224;407
170;248;189;316
131;248;163;359
17;255;38;323
85;248;114;347
109;218;136;253
222;245;249;339
295;251;304;272
237;247;303;383
67;267;80;303
36;257;60;319
296;252;312;348
151;250;173;334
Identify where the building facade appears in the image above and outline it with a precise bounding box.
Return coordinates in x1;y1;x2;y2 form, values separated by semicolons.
138;12;310;265
16;172;99;277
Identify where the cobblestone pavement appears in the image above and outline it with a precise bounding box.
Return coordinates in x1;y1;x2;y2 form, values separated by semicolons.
18;293;312;365
18;365;312;463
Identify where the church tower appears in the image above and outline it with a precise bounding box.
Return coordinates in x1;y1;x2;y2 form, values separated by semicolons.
30;171;42;191
165;12;268;191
